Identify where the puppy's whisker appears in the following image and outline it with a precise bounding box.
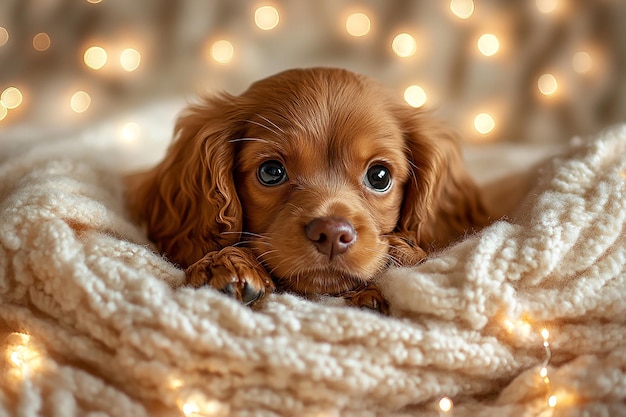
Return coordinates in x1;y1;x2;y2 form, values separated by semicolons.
245;119;282;137
256;114;285;134
228;137;270;144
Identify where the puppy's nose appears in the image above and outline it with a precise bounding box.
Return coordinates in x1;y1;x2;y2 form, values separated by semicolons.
305;217;356;259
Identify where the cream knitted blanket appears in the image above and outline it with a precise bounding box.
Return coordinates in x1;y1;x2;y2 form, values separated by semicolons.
1;126;625;417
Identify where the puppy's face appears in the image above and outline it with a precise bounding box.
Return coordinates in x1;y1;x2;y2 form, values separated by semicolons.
234;73;410;294
127;67;487;298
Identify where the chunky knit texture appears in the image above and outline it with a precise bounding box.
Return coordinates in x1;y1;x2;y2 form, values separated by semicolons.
1;126;625;417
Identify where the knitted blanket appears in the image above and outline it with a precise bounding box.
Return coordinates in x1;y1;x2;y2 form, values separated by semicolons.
1;126;625;417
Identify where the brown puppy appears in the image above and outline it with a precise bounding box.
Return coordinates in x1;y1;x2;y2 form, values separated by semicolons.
126;67;487;312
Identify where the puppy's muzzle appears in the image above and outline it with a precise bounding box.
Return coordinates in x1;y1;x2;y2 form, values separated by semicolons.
305;216;356;259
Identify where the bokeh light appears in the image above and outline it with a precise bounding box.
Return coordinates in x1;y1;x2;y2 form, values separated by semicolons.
86;0;102;3
210;40;234;64
255;6;280;31
346;12;371;37
120;48;141;72
439;397;454;413
1;87;23;109
474;113;495;134
32;33;51;51
70;91;91;113
548;394;558;408
0;102;7;121
536;0;558;14
538;73;558;95
450;0;474;19
84;46;107;70
392;33;417;58
0;27;9;47
572;51;592;74
477;34;499;56
404;85;427;108
120;122;141;142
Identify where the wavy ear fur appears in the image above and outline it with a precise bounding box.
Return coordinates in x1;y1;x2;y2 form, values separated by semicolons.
125;94;244;268
395;106;488;250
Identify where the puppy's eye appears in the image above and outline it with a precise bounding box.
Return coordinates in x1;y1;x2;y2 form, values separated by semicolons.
257;160;288;186
364;164;392;192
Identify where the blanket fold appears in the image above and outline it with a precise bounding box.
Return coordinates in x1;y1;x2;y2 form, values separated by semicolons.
1;126;625;416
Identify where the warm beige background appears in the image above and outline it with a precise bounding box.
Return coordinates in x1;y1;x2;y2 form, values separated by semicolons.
0;0;625;146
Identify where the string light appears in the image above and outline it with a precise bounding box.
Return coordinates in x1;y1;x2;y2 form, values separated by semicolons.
392;33;417;58
572;51;592;74
538;73;558;96
210;40;234;64
438;397;454;414
450;0;474;19
70;91;91;113
474;112;495;135
255;5;280;31
404;85;427;108
477;34;499;57
84;46;108;70
33;33;51;51
178;392;230;417
345;12;371;37
1;86;23;109
536;0;558;14
5;332;42;377
120;48;141;72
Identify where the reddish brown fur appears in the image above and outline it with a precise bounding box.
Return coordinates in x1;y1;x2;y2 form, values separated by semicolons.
125;68;487;309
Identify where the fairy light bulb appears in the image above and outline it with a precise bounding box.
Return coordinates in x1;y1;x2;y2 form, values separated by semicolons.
210;40;234;64
179;393;229;417
6;332;42;377
439;397;454;413
255;5;280;30
1;86;23;109
120;48;141;72
84;46;107;70
548;394;558;408
392;33;417;57
346;12;371;37
538;73;557;96
477;34;499;56
70;91;91;113
450;0;474;19
404;85;427;108
0;27;8;47
33;32;51;51
474;113;495;135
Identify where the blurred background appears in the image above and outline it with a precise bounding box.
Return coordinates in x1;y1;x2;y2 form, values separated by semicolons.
0;0;625;155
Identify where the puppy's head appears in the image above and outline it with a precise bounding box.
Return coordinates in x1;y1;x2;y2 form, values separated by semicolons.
127;68;486;295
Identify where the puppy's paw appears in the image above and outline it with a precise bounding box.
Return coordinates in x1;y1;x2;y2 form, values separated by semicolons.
387;233;427;267
185;247;275;306
342;284;389;315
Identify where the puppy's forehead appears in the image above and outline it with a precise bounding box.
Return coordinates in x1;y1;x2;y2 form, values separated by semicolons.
244;77;403;154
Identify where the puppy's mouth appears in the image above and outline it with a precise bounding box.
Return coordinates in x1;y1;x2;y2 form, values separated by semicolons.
270;266;375;296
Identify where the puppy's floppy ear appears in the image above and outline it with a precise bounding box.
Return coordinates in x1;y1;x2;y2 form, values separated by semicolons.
125;94;244;268
394;105;488;249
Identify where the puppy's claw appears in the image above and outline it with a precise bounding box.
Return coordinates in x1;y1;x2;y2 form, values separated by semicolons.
185;247;274;307
342;285;389;315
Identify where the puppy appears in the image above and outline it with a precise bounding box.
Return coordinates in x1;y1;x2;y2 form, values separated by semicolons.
126;67;487;312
